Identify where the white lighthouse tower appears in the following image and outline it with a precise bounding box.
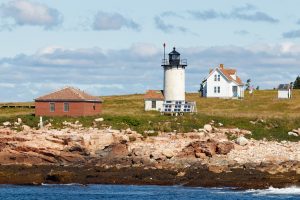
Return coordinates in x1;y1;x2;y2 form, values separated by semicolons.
161;46;196;114
162;47;186;102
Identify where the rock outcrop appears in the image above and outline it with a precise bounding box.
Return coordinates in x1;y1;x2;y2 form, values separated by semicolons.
0;123;300;189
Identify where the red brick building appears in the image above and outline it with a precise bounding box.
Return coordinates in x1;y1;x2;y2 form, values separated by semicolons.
35;87;103;117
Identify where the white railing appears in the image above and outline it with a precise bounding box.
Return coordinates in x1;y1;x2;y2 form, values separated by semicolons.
162;101;196;113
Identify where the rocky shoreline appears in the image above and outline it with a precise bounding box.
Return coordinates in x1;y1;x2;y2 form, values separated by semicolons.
1;119;300;189
1;164;300;189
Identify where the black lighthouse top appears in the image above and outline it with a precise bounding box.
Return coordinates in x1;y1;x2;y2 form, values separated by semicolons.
162;47;187;67
169;47;180;62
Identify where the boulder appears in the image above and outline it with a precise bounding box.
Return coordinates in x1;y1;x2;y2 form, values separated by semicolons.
195;152;207;159
22;125;31;131
189;140;217;157
236;136;249;146
94;118;104;122
108;143;128;156
14;122;20;126
204;124;213;133
288;132;298;137
216;142;234;154
96;143;128;158
150;152;164;160
240;130;252;135
292;129;300;135
125;128;132;134
3;122;11;127
162;149;174;159
45;123;52;128
144;130;155;134
17;118;22;124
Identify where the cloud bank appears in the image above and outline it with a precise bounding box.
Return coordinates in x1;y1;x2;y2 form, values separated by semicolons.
188;4;279;23
1;43;300;102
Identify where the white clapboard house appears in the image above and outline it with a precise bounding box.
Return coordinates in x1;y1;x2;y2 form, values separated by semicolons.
278;84;292;99
201;64;244;99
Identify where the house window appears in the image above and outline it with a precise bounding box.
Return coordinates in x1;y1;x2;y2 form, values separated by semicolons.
217;75;220;81
64;102;69;112
214;87;217;93
151;101;156;108
218;86;221;93
50;103;55;112
93;104;96;110
214;74;217;81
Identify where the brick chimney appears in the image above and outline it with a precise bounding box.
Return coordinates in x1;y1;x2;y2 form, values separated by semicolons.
220;64;224;69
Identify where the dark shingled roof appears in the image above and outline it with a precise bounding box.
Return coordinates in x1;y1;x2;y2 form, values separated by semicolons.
278;84;291;90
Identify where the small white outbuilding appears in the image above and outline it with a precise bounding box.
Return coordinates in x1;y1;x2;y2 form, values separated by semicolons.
144;90;164;111
278;84;292;99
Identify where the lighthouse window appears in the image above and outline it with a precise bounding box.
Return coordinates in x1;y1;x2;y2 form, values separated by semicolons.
151;101;156;109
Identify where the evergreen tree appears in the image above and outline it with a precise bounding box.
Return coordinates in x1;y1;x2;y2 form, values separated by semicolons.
245;79;251;90
256;86;260;90
293;76;300;89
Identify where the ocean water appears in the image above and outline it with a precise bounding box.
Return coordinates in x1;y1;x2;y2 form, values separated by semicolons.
0;184;299;200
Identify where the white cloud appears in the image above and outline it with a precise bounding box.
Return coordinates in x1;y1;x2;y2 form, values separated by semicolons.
93;11;140;31
0;0;63;29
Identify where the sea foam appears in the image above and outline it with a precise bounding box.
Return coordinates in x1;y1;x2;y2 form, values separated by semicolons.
246;186;300;196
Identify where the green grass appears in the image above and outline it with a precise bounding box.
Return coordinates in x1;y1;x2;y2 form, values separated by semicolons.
1;90;300;141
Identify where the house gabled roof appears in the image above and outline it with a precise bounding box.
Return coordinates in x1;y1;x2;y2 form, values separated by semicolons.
204;64;244;85
35;87;103;102
144;90;164;100
278;84;291;90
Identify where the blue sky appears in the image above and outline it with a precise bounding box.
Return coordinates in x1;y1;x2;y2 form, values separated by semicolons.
1;0;300;102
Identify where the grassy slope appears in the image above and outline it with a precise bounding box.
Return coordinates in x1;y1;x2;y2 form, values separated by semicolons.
102;90;300;118
1;90;300;141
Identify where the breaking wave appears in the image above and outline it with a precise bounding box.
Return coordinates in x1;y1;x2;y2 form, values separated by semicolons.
245;186;300;196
